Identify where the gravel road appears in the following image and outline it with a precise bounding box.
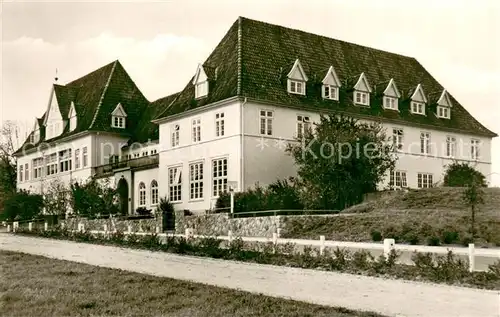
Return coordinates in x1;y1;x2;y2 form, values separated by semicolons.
1;234;498;317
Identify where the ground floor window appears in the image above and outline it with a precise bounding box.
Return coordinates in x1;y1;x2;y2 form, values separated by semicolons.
138;182;146;206
189;162;204;200
212;158;227;197
168;166;182;202
389;170;407;188
151;180;158;205
417;173;433;188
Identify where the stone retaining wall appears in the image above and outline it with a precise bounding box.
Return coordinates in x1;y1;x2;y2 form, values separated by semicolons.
61;216;162;233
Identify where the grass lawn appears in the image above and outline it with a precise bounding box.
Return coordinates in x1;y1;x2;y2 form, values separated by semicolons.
0;251;383;317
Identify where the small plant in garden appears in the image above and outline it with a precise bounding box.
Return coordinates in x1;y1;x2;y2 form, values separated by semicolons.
426;236;441;246
135;207;152;216
370;230;382;242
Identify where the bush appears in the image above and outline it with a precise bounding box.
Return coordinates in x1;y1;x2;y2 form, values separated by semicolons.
71;179;118;218
427;236;441;246
1;190;44;221
442;231;460;245
443;162;487;187
135;207;152;216
370;230;382;242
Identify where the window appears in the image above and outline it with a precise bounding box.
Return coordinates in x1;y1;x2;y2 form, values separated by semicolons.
192;118;201;143
383;97;398;110
25;163;29;181
420;132;431;154
322;85;338;100
437;106;450;119
195;81;208;99
171;124;180;147
33;158;43;179
138;182;146;206
392;128;404;152
471;139;480;160
151;149;158;155
446;136;456;157
296;115;311;139
142;151;148;157
168;166;182;202
19;165;23;182
134;153;140;158
82;147;88;167
75;149;80;169
354;91;369;106
189;162;204;200
215;112;225;137
259;110;273;136
112;116;125;128
389;170;407;188
46;153;58;176
59;149;72;172
417;173;433;188
288;80;305;95
411;102;425;115
212;158;228;197
151;180;158;205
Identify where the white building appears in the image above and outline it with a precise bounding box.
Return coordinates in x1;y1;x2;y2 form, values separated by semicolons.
15;17;497;214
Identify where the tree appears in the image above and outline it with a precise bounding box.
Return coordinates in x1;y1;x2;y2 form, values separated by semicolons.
286;114;396;210
463;178;484;240
70;178;118;218
44;179;71;216
1;190;44;221
0;121;21;215
443;162;487;187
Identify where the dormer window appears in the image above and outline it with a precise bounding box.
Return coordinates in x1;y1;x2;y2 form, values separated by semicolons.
193;64;209;99
287;59;308;95
31;118;41;143
411;102;425;115
436;89;452;119
322;66;341;101
410;84;427;115
111;103;127;129
382;79;401;110
68;101;77;132
288;80;305;95
353;72;372;106
33;129;40;143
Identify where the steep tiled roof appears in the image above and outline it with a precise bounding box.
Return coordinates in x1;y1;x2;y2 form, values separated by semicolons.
130;92;180;144
156;17;496;138
15;61;150;155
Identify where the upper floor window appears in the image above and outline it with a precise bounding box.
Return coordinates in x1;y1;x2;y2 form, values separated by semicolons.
46;153;58;175
288;80;305;95
296;115;311;139
25;163;29;181
259;110;273;136
446;136;456;158
411;102;425;115
192;118;201;143
392;128;404;152
69;102;77;132
171;124;180;147
215;112;225;137
323;85;338;100
471;139;480;160
354;91;369;106
420;132;431;154
111;103;127;129
33;158;43;179
193;64;209;99
75;149;80;169
59;149;72;172
138;182;146;206
437;106;450;119
383;97;398;110
321;66;341;101
33;129;40;143
19;165;23;182
82;147;88;167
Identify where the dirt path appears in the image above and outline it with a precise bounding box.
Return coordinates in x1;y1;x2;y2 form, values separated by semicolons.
1;234;498;317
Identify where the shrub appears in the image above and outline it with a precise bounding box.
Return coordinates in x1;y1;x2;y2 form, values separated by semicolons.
443;162;487;187
158;197;174;213
1;190;44;221
71;179;118;218
427;236;441;246
442;231;459;245
135;207;152;216
370;230;382;242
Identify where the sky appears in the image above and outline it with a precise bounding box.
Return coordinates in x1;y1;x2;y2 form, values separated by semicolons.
1;0;499;185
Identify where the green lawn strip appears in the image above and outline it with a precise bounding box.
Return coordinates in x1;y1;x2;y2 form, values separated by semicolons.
0;250;383;317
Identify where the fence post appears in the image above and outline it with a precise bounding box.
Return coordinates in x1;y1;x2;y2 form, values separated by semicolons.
468;243;475;272
28;222;33;231
155;226;160;234
103;224;108;233
272;232;278;254
44;222;48;231
78;223;84;232
383;238;395;260
7;224;11;232
228;230;233;242
277;228;281;238
60;222;65;229
127;225;132;234
320;235;325;256
13;221;18;232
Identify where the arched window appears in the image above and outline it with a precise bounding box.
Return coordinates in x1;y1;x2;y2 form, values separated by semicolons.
138;182;146;206
151;180;158;205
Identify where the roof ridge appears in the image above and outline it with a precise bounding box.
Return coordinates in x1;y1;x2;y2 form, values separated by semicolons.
89;60;117;129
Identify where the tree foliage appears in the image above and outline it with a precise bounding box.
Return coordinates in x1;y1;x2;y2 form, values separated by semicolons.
443;162;487;187
1;190;44;221
463;178;484;240
0;121;20;215
70;178;118;218
44;179;71;215
286;115;396;210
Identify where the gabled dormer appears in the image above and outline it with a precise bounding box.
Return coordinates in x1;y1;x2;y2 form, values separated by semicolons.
322;66;341;101
68;101;77;132
353;72;372;106
436;89;452;119
382;78;401;110
193;64;209;99
410;84;427;115
43;87;64;140
287;59;308;95
30;118;41;144
111;103;127;129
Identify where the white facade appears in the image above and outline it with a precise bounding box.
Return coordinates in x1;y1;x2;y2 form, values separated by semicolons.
156;99;493;212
